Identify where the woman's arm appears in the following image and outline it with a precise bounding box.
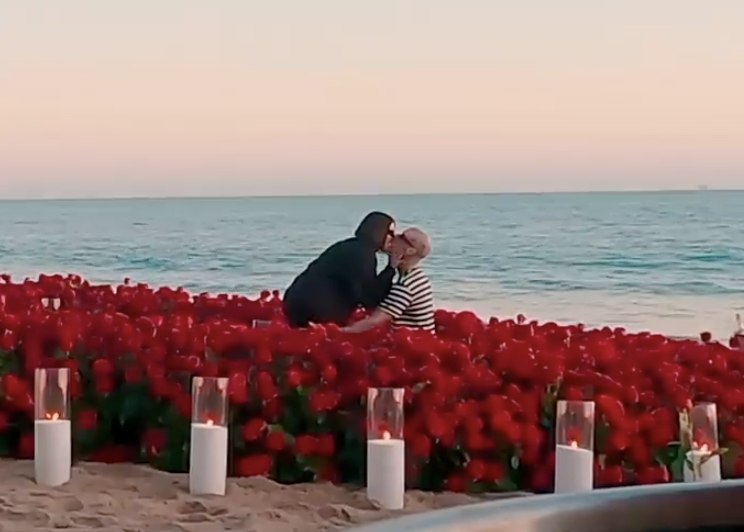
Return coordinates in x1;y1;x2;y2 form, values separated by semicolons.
343;283;412;333
342;308;393;333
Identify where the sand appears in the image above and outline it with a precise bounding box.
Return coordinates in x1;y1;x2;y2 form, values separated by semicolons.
0;461;529;532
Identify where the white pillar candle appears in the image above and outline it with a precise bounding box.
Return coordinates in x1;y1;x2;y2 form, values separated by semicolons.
554;443;593;493
366;435;405;510
683;449;721;483
189;421;228;495
34;418;72;486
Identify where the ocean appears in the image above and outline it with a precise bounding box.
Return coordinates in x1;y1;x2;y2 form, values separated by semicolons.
1;191;743;339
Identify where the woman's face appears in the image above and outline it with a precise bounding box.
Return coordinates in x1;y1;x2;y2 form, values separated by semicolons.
382;222;395;252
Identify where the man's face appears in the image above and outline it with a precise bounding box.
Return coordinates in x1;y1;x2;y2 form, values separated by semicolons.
391;232;414;257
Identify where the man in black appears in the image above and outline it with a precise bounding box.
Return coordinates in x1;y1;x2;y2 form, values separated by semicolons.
282;212;398;328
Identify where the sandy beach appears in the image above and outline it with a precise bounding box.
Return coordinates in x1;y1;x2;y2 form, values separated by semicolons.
0;461;528;532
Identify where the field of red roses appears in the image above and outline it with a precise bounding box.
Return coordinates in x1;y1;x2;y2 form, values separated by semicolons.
1;272;744;493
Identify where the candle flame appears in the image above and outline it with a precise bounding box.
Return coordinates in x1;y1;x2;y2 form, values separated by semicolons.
692;441;711;453
206;419;214;426
45;412;60;420
382;430;391;440
570;441;578;449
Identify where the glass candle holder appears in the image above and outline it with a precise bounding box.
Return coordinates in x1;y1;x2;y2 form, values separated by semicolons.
366;387;405;510
191;376;228;427
689;402;719;452
556;400;595;451
34;368;70;421
367;387;404;440
190;376;229;495
682;402;721;482
34;367;72;487
554;400;595;494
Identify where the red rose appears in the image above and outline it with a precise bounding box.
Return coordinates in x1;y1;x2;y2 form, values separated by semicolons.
293;434;316;456
142;428;166;457
315;433;335;457
647;421;675;449
91;358;115;376
463;430;491;452
14;392;33;414
408;434;432;458
254;344;272;365
317;463;339;483
371;366;393;387
241;418;266;442
487;410;512;434
627;437;652;468
123;366;142;384
561;386;585;401
320;365;337;384
228;372;247;397
464;458;486;481
0;411;8;431
501;421;522;446
462;413;484;434
174;393;192;419
605;430;628;452
264;429;287;452
234;454;273;477
424;413;447;439
285;369;302;389
17;432;34;459
529;465;553;492
597;464;624;487
261;398;282;421
595;394;626;427
256;371;277;401
149;377;169;398
520;423;544;450
443;473;467;493
307;392;328;414
483;461;505;483
94;376;115;395
77;409;97;431
1;373;25;399
0;329;16;351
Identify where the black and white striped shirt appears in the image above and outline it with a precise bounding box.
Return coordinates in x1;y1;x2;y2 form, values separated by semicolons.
378;267;434;331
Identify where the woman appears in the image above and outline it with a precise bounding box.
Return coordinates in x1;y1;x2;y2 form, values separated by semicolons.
282;212;398;328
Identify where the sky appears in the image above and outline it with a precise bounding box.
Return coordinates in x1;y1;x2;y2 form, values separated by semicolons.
1;1;743;199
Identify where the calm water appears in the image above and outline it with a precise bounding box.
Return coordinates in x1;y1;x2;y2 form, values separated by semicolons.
1;192;743;338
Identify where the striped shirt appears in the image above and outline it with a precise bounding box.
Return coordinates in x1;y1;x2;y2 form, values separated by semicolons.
378;267;435;331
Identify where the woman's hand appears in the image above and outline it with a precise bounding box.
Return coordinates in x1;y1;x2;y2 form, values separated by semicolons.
388;251;403;268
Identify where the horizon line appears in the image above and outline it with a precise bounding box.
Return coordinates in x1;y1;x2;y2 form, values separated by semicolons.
0;187;742;202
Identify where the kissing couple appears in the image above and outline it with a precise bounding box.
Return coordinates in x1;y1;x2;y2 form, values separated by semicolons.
282;212;434;333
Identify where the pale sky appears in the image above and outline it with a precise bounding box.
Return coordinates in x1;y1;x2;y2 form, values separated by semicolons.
1;1;743;199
